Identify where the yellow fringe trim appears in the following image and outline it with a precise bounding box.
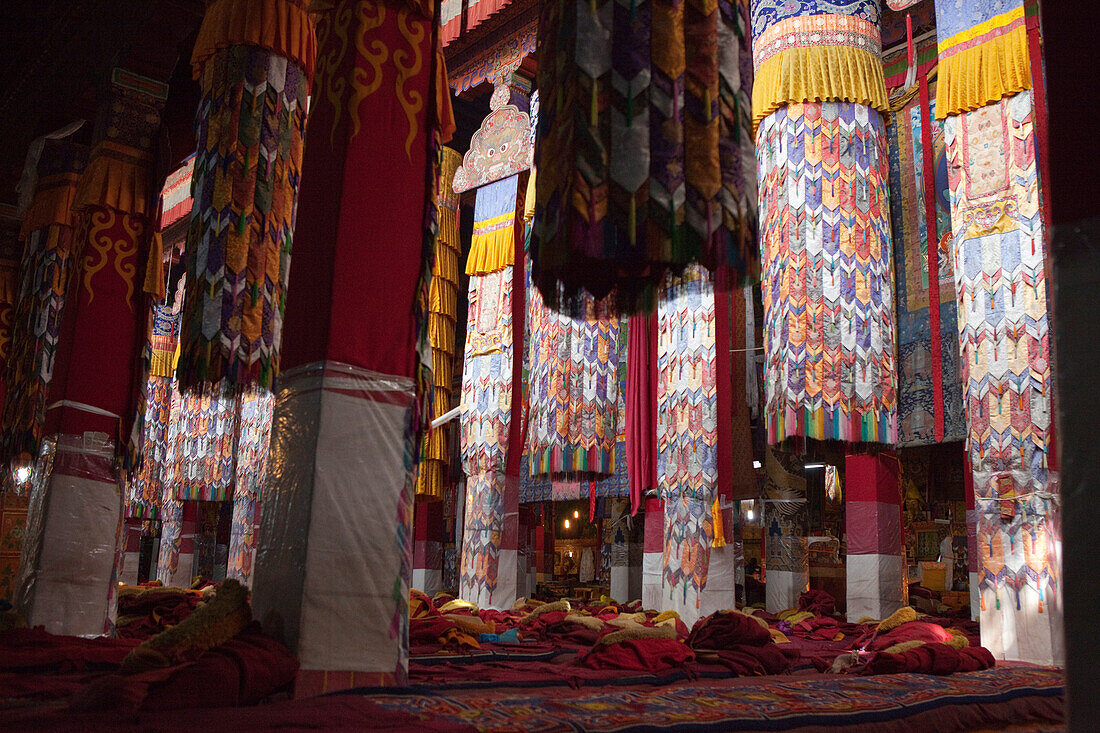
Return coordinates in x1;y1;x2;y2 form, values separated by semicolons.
150;347;179;379
935;22;1030;119
20;173;80;238
465;223;515;275
711;496;725;548
752;44;889;130
73;142;154;218
144;230;165;300
523;168;537;224
191;0;316;81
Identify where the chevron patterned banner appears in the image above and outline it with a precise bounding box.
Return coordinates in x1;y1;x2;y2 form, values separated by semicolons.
886;83;966;446
757;100;898;444
657;266;717;601
179;35;312;391
533;0;756;312
171;384;238;502
127;302;180;519
526;284;621;477
943;90;1056;626
460;266;515;599
1;140;86;467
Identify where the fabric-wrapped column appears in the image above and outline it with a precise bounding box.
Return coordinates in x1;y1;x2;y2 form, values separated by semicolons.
16;71;166;635
412;498;444;596
656;266;722;625
459;205;516;608
935;0;1060;666
250;0;451;694
844;453;904;621
752;0;897;444
944;93;1059;663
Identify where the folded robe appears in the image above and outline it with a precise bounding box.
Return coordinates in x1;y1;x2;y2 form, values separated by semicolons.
579;638;695;672
687;612;773;649
861;643;996;676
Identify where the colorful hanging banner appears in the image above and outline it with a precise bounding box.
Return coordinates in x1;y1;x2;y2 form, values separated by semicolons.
533;0;757;312
943;90;1055;616
886;80;966;446
178;0;315;391
657;266;718;600
757;101;898;444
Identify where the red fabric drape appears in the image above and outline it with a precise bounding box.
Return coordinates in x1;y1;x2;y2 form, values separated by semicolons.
626;313;658;515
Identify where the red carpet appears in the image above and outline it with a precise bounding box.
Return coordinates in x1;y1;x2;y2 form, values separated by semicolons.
1;664;1064;732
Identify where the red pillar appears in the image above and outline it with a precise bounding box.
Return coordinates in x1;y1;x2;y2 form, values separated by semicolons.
16;69;164;635
844;453;905;621
249;0;452;694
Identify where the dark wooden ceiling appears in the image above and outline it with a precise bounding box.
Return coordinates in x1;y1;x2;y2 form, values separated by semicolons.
0;0;205;208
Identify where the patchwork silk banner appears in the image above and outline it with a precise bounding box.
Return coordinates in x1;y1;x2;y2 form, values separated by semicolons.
519;322;630;503
526;284;621;477
657;266;717;600
1;140;85;465
171;385;239;502
128;303;181;518
179;0;315;391
943;90;1055;618
757;101;898;444
886;83;965;446
417;148;463;499
460;266;515;599
934;0;1032;119
533;0;757;311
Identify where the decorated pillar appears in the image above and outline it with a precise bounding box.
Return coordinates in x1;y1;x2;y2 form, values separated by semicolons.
226;388;274;584
249;0;451;693
656;266;725;626
0;211;25;600
934;0;1060;665
456;72;532;609
641;495;664;610
752;0;896;444
412;498;444;595
763;448;808;612
844;453;904;621
15;70;164;636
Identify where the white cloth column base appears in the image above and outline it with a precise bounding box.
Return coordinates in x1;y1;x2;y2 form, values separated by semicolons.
697;545;736;620
766;569;808;614
980;584;1064;666
120;552;140;586
846;553;905;622
610;566;630;604
252;364;416;679
412;568;442;597
642;551;663;610
21;467;122;637
970;572;980;622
